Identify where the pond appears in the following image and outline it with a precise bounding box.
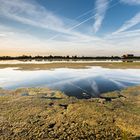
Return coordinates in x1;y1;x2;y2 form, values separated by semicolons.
0;66;140;98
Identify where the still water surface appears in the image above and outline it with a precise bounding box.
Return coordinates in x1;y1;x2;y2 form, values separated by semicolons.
0;66;140;98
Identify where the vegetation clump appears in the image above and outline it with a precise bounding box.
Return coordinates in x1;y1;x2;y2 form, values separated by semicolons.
0;86;140;139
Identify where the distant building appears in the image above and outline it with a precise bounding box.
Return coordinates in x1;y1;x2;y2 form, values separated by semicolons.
122;54;134;59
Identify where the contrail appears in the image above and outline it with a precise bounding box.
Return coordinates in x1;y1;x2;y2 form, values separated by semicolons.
48;1;120;41
69;1;119;31
47;73;91;95
75;9;93;20
87;79;100;97
75;0;113;20
93;0;109;33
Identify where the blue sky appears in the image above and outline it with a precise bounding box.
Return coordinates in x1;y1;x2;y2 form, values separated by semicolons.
0;0;140;56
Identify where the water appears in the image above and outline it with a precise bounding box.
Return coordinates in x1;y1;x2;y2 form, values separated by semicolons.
0;66;140;98
0;60;122;64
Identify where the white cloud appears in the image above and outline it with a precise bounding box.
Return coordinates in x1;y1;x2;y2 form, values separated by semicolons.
93;0;109;33
1;22;140;57
0;0;106;46
105;29;140;55
0;25;117;56
0;0;118;43
112;12;140;34
106;29;140;40
120;0;140;5
0;0;64;31
0;33;6;37
0;0;96;41
0;0;140;56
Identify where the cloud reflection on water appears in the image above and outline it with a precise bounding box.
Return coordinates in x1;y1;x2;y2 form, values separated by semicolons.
0;67;140;98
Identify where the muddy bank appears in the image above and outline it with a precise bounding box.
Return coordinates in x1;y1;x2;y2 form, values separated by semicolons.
0;62;140;70
0;86;140;139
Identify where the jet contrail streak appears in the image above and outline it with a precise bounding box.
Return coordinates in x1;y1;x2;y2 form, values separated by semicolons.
69;1;119;31
48;1;120;41
75;0;113;20
47;74;91;95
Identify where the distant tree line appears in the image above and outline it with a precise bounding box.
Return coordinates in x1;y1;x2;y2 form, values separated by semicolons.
0;55;140;61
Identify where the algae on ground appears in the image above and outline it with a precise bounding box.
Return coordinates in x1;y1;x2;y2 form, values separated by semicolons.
0;86;140;140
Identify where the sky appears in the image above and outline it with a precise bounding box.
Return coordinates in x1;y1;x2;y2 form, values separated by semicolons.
0;0;140;56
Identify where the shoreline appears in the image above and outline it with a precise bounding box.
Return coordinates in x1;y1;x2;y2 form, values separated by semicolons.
0;62;140;70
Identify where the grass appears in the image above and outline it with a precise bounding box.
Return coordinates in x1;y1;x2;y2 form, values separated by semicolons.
0;86;140;139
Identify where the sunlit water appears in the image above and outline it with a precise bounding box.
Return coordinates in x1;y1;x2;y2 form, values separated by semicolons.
0;66;140;98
